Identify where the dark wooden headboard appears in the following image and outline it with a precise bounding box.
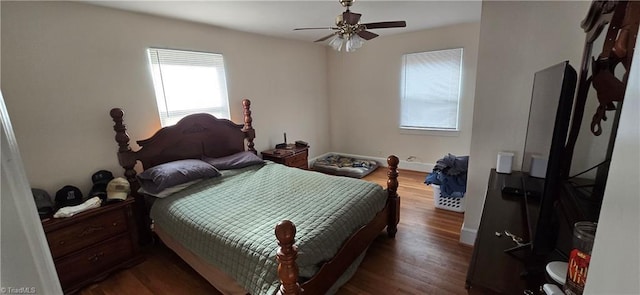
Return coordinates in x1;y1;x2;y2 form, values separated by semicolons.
110;99;256;244
110;99;256;187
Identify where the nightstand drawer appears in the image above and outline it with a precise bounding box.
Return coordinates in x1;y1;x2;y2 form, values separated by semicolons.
55;235;134;288
286;154;308;169
46;209;128;258
262;146;309;169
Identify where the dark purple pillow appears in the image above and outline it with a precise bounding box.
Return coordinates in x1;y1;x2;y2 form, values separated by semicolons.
202;151;264;170
137;159;220;195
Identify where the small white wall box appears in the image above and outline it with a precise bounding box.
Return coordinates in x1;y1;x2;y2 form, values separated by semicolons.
432;185;465;212
496;152;514;174
529;155;548;178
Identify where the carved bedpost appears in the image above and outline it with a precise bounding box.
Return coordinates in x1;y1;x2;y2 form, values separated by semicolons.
110;108;138;184
386;155;400;238
110;108;151;245
275;220;302;295
242;99;257;154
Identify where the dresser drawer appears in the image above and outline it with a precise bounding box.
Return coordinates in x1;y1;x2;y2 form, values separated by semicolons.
47;209;128;258
284;152;308;168
55;235;134;288
262;146;309;169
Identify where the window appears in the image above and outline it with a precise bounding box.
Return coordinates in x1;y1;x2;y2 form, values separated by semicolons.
400;48;463;131
147;48;230;127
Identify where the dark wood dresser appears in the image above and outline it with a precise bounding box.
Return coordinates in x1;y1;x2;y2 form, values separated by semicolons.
41;197;143;294
261;145;309;169
466;170;545;294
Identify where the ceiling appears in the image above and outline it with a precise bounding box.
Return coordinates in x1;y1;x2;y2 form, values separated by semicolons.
86;1;482;43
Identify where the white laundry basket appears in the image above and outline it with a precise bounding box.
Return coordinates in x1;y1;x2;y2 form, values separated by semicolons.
431;184;465;212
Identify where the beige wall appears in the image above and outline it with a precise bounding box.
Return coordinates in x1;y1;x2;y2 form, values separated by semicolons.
463;1;590;242
1;2;329;194
327;23;480;170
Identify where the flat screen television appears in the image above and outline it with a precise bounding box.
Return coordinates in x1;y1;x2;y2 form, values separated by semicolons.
521;61;577;256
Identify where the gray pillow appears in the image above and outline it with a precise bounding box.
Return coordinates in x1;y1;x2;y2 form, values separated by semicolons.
202;151;264;170
137;159;220;195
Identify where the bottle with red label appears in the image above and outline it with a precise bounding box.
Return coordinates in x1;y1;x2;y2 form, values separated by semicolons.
564;221;597;295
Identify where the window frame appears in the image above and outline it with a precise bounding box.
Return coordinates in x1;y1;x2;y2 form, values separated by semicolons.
147;47;231;127
399;48;463;133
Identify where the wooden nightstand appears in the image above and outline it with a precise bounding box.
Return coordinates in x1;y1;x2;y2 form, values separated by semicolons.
262;145;309;169
41;197;143;294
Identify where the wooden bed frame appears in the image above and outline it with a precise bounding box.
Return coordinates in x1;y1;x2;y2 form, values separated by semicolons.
109;99;400;295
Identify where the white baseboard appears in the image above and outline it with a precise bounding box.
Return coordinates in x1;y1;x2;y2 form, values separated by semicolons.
459;223;477;246
309;152;434;172
397;160;433;172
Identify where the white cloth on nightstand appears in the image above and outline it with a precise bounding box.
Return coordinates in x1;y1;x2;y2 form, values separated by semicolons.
53;197;102;218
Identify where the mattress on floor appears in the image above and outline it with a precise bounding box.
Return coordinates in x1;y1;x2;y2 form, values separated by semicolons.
312;154;379;178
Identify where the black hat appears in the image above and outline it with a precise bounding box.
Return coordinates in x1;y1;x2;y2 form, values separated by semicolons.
89;170;114;201
32;188;54;219
92;170;114;185
55;185;84;207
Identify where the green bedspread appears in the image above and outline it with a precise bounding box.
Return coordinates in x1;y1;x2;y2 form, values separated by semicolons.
150;162;387;295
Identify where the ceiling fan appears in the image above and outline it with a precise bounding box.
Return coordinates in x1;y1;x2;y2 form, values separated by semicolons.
294;0;407;52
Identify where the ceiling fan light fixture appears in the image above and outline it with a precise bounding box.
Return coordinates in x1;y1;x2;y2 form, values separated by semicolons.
329;34;344;51
349;33;364;50
344;39;353;52
294;0;406;52
329;33;363;52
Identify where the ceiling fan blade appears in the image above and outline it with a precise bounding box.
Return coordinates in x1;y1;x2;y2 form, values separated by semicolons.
357;30;379;40
315;33;338;42
362;21;407;29
342;11;361;25
294;27;335;31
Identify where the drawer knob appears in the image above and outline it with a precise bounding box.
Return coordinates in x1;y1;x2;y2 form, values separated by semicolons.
112;222;118;226
59;241;65;245
88;252;104;262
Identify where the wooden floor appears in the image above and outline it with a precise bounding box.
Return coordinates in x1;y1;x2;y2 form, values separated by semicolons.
80;168;473;295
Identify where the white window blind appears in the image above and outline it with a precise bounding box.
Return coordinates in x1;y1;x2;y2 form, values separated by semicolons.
400;48;463;131
147;48;230;127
